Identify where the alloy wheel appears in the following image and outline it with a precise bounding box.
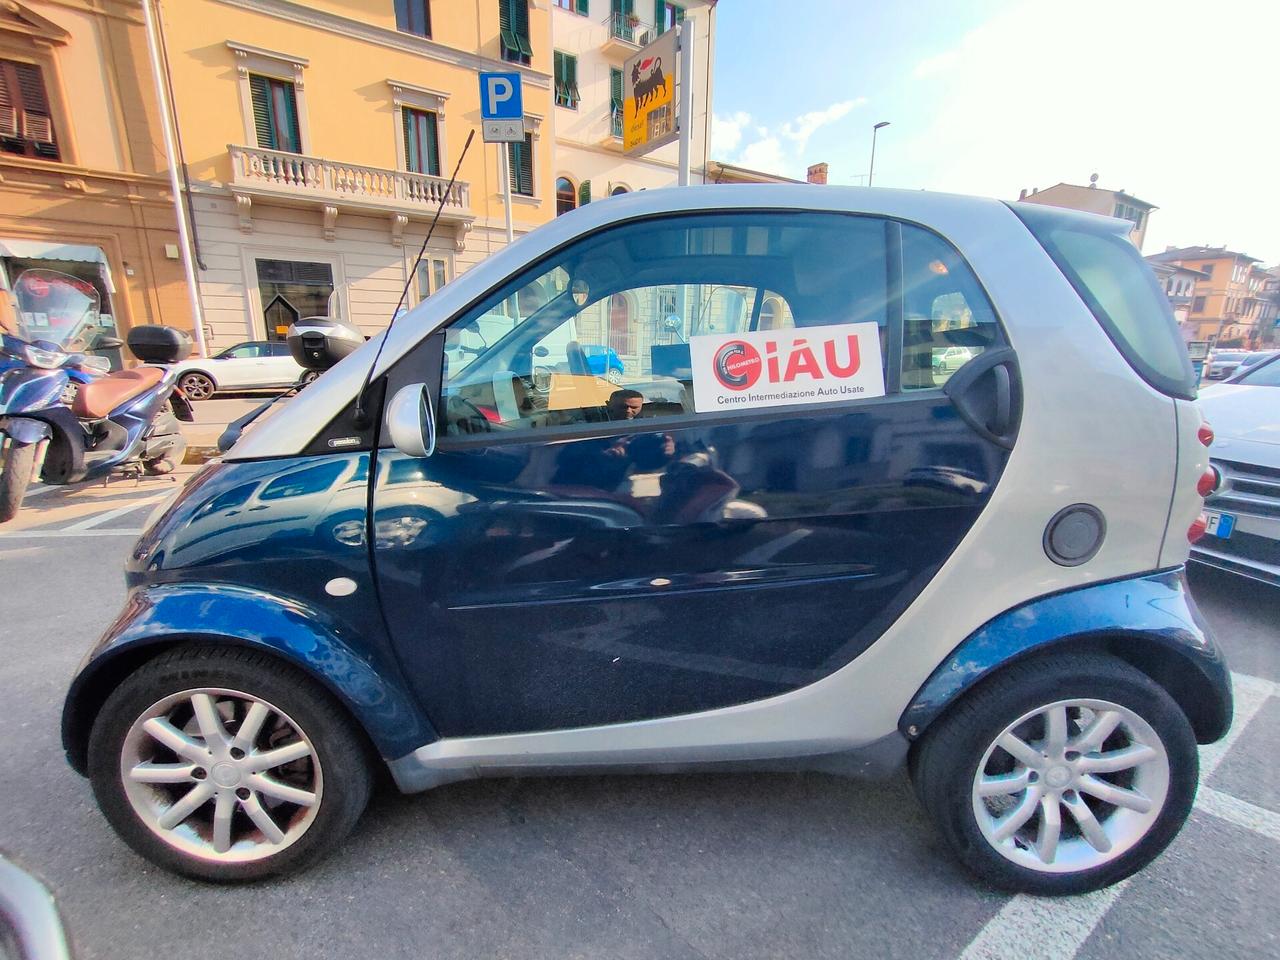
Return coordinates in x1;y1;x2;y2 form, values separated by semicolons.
971;698;1170;873
180;374;214;400
119;687;323;864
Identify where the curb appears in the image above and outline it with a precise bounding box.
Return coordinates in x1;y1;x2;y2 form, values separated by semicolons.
183;445;220;465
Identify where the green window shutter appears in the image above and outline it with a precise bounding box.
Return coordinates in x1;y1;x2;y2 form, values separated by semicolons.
675;4;685;23
402;107;416;170
515;0;533;57
576;0;589;14
566;54;578;104
277;81;301;153
654;0;664;32
499;0;518;59
610;67;623;108
578;180;590;205
424;112;440;176
249;75;276;149
508;133;533;195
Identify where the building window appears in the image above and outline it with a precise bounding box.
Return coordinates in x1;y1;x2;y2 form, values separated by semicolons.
402;108;441;176
554;51;579;109
0;59;59;160
507;133;534;196
1192;296;1206;312
611;184;628;196
610;67;623;137
556;177;576;216
499;0;532;64
656;1;685;34
416;257;450;302
555;0;588;10
394;0;431;36
249;74;301;153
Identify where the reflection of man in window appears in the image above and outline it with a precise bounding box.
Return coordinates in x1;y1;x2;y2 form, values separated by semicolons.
606;388;643;420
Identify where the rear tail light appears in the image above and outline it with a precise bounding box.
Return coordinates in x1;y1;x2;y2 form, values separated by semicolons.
1188;513;1208;543
1197;466;1220;497
1198;422;1214;446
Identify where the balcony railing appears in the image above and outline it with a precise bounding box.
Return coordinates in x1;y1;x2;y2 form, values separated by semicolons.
610;106;623;139
603;11;659;51
228;145;470;217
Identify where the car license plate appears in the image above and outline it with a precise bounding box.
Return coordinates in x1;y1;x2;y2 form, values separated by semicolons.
1204;511;1235;539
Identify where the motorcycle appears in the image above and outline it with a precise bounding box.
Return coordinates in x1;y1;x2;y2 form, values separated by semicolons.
0;271;194;521
1;331;116;405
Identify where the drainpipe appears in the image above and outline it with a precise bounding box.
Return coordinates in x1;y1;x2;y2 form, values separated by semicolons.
141;0;207;357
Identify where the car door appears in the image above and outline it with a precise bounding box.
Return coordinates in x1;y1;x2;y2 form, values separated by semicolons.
263;341;303;384
372;211;1020;738
211;343;263;388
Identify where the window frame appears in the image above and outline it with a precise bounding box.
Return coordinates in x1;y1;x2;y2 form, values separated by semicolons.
401;106;441;176
0;58;60;161
499;0;533;64
416;210;1007;451
394;0;432;37
248;73;302;153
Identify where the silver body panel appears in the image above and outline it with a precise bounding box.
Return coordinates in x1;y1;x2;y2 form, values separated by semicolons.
224;185;1186;787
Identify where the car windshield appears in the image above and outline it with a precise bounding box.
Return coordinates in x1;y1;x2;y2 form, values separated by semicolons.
1234;355;1280;386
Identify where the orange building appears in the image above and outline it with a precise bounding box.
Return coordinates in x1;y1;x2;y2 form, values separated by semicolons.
0;1;190;357
1146;246;1277;347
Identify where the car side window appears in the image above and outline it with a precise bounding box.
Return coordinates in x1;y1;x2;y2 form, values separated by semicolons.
219;343;261;360
440;212;890;439
900;224;1000;390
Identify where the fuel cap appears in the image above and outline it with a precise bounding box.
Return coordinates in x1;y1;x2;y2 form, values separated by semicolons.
1044;504;1106;566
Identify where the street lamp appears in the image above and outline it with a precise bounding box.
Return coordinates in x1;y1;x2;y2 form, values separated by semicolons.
868;121;890;186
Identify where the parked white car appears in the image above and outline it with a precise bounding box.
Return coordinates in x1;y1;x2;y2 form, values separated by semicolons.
169;340;305;400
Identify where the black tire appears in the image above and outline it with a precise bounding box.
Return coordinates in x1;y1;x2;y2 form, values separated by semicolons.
300;370;320;385
911;653;1198;895
87;646;373;882
178;372;216;401
0;439;36;522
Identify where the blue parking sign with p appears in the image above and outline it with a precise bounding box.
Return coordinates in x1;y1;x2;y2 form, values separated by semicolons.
480;72;523;120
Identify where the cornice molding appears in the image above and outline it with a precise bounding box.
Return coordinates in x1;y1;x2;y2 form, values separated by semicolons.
216;0;552;89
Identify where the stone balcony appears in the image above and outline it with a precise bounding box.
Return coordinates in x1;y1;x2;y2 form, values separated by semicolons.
227;144;473;247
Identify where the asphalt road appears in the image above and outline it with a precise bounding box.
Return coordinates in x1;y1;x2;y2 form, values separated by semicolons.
0;488;1275;960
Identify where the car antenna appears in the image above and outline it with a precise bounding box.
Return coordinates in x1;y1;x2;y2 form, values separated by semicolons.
354;129;475;428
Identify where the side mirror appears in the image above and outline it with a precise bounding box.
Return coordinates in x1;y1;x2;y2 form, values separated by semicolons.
93;336;124;351
385;382;436;458
533;344;550;358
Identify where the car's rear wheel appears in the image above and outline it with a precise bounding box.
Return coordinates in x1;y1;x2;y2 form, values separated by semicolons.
912;654;1197;894
178;372;215;401
88;646;372;882
606;369;624;385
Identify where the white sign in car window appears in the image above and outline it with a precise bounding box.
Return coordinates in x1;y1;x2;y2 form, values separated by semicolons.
689;321;885;413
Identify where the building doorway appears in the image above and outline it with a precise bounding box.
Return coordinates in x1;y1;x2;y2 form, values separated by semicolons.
255;259;334;340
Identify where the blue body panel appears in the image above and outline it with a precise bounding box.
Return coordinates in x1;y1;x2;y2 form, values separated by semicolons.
899;569;1233;742
373;393;1010;737
61;454;436;770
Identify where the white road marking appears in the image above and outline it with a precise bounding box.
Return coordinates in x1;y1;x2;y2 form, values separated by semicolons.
0;528;145;539
60;497;164;532
1195;787;1280;843
20;484;58;500
959;670;1274;960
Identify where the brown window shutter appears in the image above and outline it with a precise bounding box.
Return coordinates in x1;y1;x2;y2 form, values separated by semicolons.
13;62;54;145
0;66;17;137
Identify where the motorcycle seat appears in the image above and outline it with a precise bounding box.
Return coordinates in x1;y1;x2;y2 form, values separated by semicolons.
72;366;166;419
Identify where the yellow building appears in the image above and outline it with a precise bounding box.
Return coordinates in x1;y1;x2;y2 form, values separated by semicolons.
1146;245;1273;346
0;0;190;359
156;0;555;348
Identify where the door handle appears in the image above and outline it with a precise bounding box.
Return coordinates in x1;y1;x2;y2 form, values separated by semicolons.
942;347;1021;450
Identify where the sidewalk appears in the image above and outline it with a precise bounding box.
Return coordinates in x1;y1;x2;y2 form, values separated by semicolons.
180;395;267;463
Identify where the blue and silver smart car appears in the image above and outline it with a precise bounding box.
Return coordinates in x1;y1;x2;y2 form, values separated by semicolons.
61;186;1230;894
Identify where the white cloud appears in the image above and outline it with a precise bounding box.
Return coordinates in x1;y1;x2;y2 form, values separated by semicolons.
711;111;752;157
779;99;864;151
912;49;959;79
712;99;863;176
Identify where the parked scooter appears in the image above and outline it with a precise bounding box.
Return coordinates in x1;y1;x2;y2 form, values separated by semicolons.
1;331;118;405
0;324;195;522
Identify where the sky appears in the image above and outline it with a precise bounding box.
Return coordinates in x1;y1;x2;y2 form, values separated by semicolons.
709;0;1280;264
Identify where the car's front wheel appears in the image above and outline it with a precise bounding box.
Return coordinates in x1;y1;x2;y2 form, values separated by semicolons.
87;646;372;882
178;372;215;401
912;654;1197;895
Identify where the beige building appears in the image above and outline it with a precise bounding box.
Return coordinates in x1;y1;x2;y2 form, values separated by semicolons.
1017;179;1156;251
548;0;716;214
0;0;189;360
156;0;557;350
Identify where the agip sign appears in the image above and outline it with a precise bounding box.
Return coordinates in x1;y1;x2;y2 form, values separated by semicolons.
623;28;677;156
